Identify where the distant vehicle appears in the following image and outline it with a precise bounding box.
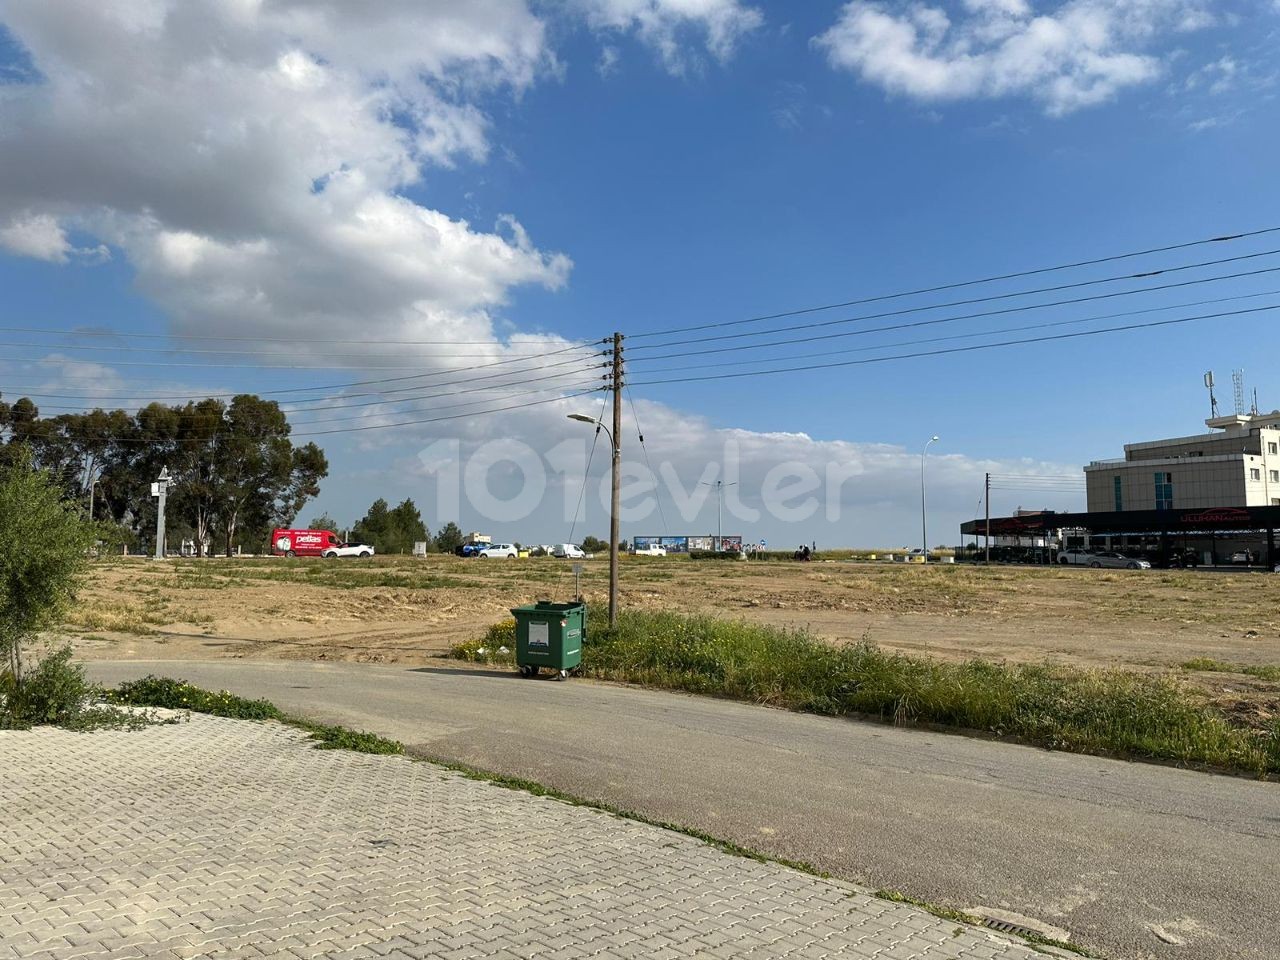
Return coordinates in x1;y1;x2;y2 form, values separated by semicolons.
1158;547;1200;569
906;548;933;560
478;543;519;559
633;544;666;556
1058;549;1095;566
321;541;374;559
1087;551;1151;570
1230;550;1255;565
271;528;341;558
553;543;586;559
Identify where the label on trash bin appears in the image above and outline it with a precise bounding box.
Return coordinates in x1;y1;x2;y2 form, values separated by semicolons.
528;621;549;649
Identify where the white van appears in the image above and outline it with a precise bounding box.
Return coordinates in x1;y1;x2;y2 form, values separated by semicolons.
553;543;586;559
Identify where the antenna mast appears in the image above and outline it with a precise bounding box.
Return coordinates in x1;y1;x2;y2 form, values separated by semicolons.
1233;369;1246;417
1204;371;1219;418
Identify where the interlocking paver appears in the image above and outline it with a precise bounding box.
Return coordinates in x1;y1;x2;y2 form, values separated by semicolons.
1;717;1042;959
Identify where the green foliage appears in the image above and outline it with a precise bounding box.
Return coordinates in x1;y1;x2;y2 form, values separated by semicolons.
0;393;328;557
451;619;516;664
352;497;429;554
458;609;1280;776
688;550;744;560
1183;658;1280;682
1;645;158;731
580;535;608;554
309;514;342;535
433;520;464;553
0;454;96;694
108;676;283;719
106;675;403;754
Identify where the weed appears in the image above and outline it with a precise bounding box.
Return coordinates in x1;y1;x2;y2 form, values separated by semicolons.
105;675;403;755
1;646;163;731
451;619;516;664
1182;658;1280;682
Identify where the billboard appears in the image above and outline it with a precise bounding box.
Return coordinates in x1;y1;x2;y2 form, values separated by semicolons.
635;535;743;553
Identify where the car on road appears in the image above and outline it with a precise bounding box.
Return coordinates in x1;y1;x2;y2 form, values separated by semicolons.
553;543;586;559
320;541;375;558
1086;551;1151;570
1058;549;1095;566
633;544;666;556
906;548;933;560
478;543;519;559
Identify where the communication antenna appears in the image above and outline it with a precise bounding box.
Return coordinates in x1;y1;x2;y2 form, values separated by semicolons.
1252;388;1259;417
1233;369;1246;417
1204;371;1219;418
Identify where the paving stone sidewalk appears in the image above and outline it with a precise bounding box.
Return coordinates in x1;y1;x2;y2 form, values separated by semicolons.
1;715;1046;960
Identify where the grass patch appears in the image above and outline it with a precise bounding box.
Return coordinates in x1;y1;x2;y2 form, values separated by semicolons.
1183;658;1280;682
459;609;1280;776
106;676;403;754
450;619;516;665
1;646;167;732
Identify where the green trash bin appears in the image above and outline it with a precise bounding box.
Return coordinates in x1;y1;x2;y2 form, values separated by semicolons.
510;601;586;680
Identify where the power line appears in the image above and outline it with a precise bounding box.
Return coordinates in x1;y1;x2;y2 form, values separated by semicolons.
0;338;604;360
627;303;1279;385
0;344;606;402
627;247;1280;353
627;288;1280;375
7;386;607;445
626;225;1280;340
0;325;607;347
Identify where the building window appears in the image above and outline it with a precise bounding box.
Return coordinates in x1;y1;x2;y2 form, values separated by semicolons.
1270;442;1278;455
1113;475;1123;512
1271;471;1279;483
1251;468;1262;481
1154;472;1173;511
1273;498;1280;506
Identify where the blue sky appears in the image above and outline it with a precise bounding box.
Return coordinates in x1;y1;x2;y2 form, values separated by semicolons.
1;1;1278;546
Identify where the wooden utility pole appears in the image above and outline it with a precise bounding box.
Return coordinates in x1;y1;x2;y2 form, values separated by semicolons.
609;332;623;627
984;472;991;565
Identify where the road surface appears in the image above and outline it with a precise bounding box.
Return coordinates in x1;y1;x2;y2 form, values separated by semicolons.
89;659;1280;960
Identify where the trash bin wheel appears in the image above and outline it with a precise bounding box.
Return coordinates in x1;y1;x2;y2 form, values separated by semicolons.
518;664;534;678
556;669;569;681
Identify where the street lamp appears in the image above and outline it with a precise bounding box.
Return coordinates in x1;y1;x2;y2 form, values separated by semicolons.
568;414;619;626
921;436;939;562
698;479;737;551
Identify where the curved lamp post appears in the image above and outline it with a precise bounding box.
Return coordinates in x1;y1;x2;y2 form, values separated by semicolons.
568;414;618;626
921;436;939;562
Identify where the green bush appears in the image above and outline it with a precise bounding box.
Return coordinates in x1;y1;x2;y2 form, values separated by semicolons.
1;645;157;731
451;619;516;664
108;676;283;719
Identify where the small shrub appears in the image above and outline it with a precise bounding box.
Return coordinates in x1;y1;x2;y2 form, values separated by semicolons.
450;619;516;664
108;676;282;719
1;645;158;731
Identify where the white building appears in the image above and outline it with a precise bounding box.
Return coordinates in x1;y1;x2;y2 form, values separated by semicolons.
1085;412;1280;513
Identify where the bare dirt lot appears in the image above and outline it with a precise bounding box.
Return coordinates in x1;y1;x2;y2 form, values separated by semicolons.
66;555;1280;725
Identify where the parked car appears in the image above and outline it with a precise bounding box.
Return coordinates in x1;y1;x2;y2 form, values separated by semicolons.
1058;549;1095;566
1087;551;1151;570
553;543;586;559
320;541;375;558
1230;550;1256;565
633;544;666;556
478;543;519;559
906;548;933;560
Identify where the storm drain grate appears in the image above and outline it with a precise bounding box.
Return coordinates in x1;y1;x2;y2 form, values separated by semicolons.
981;917;1044;939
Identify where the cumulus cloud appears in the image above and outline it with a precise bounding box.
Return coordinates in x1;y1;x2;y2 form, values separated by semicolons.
0;0;574;361
575;0;763;74
813;0;1217;115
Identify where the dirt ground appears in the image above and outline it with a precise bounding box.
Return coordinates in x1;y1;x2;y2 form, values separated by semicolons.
66;554;1280;723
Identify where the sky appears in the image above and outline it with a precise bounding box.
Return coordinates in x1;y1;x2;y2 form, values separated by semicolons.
1;0;1279;548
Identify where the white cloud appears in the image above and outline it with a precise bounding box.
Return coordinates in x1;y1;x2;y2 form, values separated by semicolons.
575;0;763;74
0;0;568;361
813;0;1217;115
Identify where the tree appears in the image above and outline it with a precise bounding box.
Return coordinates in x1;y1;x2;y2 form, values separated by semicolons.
353;498;429;553
0;453;95;698
310;514;341;534
433;521;464;554
580;535;607;554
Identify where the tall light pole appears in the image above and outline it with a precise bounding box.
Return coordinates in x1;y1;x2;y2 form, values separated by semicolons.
921;436;939;562
568;413;619;626
699;479;737;551
88;477;99;522
151;467;171;560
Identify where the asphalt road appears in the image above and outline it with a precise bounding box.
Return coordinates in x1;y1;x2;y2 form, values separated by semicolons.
89;660;1280;960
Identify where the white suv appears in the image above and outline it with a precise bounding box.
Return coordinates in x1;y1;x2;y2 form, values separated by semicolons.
321;542;375;558
479;543;519;559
